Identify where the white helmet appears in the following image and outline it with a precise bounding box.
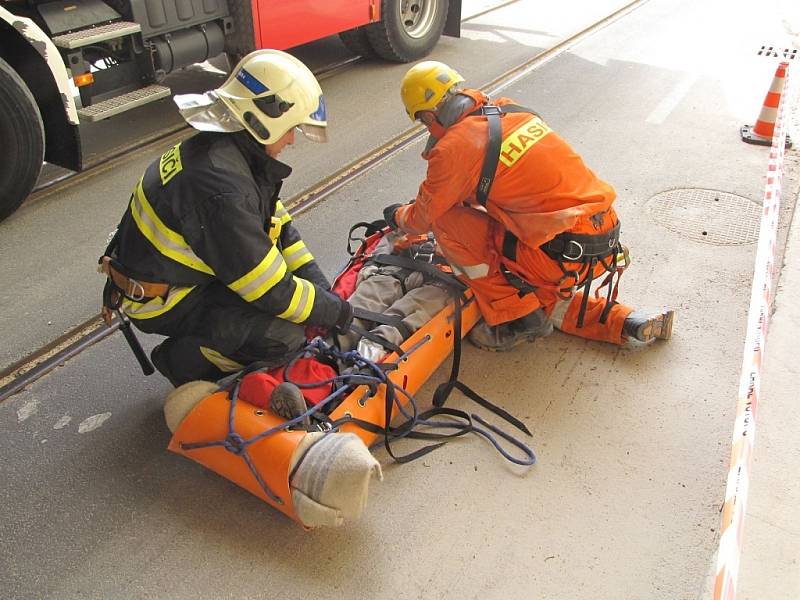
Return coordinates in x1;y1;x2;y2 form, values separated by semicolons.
174;49;327;145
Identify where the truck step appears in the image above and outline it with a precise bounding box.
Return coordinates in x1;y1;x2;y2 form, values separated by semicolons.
77;85;171;122
52;21;142;49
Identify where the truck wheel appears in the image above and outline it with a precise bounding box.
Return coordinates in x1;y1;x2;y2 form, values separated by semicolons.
366;0;449;62
0;58;44;222
339;27;377;58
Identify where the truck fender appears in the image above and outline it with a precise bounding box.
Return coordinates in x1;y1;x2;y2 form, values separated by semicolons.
0;6;79;125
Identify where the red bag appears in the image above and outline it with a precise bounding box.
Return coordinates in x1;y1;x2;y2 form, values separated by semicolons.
238;358;336;409
275;358;336;406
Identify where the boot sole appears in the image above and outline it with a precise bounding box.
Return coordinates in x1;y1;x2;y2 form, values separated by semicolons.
270;384;308;421
637;310;675;342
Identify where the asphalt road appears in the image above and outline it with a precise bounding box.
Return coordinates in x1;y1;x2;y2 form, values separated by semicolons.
1;0;799;598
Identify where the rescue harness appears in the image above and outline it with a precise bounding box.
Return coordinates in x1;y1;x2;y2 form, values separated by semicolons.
471;103;629;327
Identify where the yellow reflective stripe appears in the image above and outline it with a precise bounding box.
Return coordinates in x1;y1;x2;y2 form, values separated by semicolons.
228;245;288;302
282;240;314;271
199;347;244;373
277;277;315;323
130;180;214;275
274;201;292;225
123;286;195;320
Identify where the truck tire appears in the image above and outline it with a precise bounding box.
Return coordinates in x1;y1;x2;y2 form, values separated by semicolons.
366;0;449;62
0;58;44;222
339;27;377;58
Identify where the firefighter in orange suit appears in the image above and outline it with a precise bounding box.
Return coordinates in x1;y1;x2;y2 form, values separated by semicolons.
100;50;353;385
384;61;674;351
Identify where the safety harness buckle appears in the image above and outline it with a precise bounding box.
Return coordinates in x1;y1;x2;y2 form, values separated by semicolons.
556;276;577;301
561;240;584;261
411;239;436;264
126;278;146;302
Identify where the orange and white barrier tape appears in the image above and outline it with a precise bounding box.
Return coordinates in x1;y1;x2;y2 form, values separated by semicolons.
713;61;792;600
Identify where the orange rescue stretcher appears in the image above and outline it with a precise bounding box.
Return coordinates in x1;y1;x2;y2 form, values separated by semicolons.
166;224;535;526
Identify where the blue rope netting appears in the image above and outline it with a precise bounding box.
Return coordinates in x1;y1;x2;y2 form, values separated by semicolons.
180;338;535;503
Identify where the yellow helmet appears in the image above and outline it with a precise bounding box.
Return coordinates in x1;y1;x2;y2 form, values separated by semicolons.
400;61;464;122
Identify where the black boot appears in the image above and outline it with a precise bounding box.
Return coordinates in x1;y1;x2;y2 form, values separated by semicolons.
467;308;554;352
622;310;675;343
151;341;181;387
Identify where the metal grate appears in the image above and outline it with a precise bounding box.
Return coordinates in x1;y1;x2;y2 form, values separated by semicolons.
77;85;171;121
646;189;762;245
757;46;797;60
52;21;141;49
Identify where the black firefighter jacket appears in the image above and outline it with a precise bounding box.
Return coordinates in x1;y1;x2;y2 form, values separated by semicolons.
112;131;343;329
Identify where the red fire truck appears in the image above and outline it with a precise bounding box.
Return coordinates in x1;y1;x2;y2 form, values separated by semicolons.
0;0;461;221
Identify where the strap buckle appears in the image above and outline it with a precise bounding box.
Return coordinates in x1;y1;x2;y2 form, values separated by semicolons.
481;105;502;116
562;240;584;261
556;271;579;300
411;240;436;264
126;278;146;302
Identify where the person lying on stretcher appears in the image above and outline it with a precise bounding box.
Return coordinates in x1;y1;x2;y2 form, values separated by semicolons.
337;231;453;362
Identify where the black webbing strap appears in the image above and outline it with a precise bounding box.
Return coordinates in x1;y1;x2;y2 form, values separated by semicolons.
332;405;474;464
346;219;387;256
596;246;624;325
502;230;518;261
575;257;597;328
540;222;621;262
370;253;467;291
470;104;540;207
432;293;532;436
351;307;413;343
500;267;537;297
499;231;535;297
476;106;502;207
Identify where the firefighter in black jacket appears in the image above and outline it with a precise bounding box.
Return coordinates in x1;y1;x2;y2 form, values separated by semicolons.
100;50;352;386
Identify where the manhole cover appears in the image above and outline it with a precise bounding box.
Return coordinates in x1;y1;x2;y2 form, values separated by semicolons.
646;189;761;245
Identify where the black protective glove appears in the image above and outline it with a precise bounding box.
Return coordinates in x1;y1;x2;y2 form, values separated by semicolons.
383;203;403;230
334;298;354;334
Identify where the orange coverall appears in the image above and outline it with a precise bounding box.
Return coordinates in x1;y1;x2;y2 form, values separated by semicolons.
395;90;634;345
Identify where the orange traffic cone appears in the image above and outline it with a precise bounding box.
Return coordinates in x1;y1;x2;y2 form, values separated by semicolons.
741;61;792;148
